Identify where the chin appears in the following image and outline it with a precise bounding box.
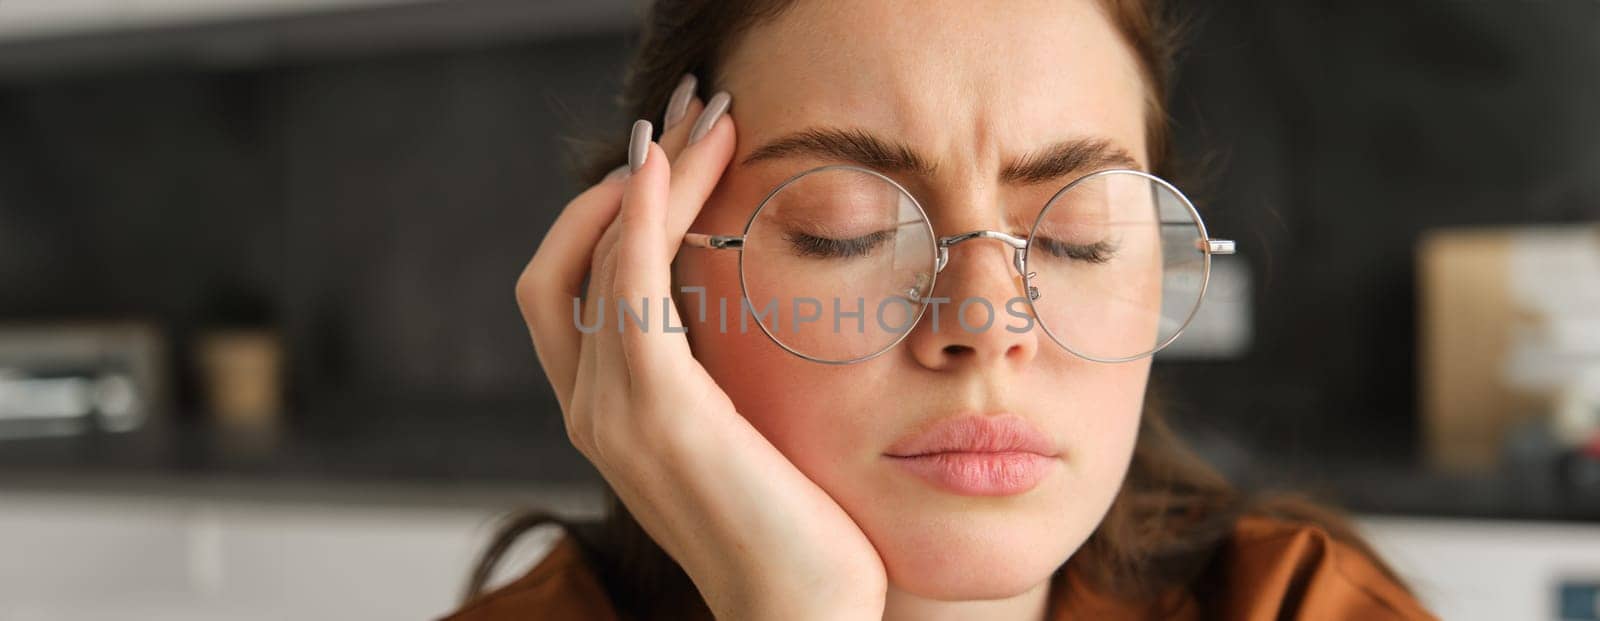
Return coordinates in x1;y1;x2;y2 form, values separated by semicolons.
877;523;1083;599
865;499;1096;600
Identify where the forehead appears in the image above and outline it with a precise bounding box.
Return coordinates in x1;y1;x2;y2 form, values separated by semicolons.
718;0;1151;173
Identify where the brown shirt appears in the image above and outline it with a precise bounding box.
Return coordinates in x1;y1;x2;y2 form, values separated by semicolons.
442;515;1438;620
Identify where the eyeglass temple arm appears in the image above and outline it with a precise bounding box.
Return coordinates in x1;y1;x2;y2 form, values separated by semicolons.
1205;239;1236;255
683;233;743;250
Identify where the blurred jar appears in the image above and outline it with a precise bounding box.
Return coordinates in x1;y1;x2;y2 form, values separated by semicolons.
196;328;283;436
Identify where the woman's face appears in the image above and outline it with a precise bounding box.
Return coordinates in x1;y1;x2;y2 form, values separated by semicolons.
675;0;1152;600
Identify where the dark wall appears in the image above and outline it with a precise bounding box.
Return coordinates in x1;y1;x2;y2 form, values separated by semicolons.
1156;1;1600;473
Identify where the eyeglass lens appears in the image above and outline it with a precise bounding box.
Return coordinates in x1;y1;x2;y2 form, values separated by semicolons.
1025;170;1208;362
741;166;937;362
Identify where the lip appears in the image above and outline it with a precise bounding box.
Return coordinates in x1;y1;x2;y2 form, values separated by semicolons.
885;413;1059;457
884;414;1059;496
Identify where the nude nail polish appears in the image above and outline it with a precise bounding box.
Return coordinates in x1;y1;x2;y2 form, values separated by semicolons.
687;91;731;145
663;74;697;131
629;119;651;172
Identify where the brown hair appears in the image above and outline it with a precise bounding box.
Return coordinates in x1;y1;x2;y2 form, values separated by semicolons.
467;0;1407;616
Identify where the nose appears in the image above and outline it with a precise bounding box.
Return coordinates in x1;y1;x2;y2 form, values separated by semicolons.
905;232;1041;371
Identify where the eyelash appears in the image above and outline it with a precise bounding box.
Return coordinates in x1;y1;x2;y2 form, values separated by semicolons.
1034;237;1118;264
785;230;1115;264
785;230;894;258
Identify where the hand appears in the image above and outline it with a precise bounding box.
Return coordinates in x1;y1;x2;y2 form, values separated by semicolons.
514;83;887;620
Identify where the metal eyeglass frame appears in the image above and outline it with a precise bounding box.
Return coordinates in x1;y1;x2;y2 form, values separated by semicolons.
682;164;1237;365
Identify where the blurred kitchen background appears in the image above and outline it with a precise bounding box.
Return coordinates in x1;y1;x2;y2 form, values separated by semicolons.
0;1;1597;619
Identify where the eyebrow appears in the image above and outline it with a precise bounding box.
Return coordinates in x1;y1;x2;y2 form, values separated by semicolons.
739;127;1141;184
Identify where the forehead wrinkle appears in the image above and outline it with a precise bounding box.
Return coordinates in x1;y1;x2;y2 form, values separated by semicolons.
721;0;1150;193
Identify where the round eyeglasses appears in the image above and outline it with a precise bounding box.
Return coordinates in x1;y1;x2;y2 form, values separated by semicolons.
682;164;1236;365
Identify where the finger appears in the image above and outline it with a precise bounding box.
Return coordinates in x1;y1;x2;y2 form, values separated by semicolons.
660;96;705;161
613;131;692;375
660;73;698;137
569;210;623;459
516;171;627;411
665;91;735;239
585;205;627;367
583;149;636;366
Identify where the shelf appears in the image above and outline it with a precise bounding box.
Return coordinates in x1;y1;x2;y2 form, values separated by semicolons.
0;406;604;491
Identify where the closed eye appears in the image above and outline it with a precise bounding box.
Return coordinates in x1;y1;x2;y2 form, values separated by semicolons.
1033;237;1118;264
784;229;894;258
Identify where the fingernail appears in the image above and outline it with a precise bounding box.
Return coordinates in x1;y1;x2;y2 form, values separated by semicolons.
604;164;629;182
628;119;652;172
687;91;730;145
663;73;697;131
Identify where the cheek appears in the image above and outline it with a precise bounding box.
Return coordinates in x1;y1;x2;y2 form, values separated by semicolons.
1035;352;1147;524
677;252;865;457
1060;355;1148;461
1059;358;1147;519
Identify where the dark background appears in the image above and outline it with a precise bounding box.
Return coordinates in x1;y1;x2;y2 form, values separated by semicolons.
1;1;1597;518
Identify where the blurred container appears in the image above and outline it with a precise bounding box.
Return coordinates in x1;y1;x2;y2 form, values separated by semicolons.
0;321;167;439
1418;225;1600;473
195;328;283;436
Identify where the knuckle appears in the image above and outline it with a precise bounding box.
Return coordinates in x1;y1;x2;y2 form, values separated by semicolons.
588;397;660;465
590;417;634;466
515;260;555;312
565;415;596;457
514;281;540;323
514;258;541;294
589;426;617;464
